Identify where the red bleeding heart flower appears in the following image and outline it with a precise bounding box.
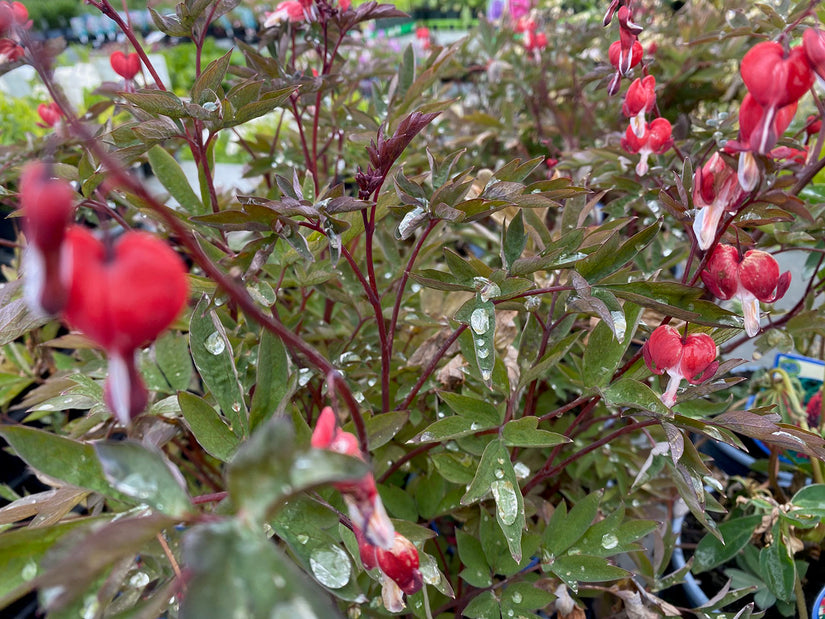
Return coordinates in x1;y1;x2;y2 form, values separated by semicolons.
806;114;822;139
356;529;423;612
608;39;643;76
643;325;718;407
691;152;745;250
623;75;656;138
19;162;75;315
109;50;141;80
723;93;798;191
524;29;547;52
803;28;825;85
0;1;30;35
311;406;395;549
700;244;790;338
36;102;63;128
621;117;672;176
62;227;188;424
739;42;811;158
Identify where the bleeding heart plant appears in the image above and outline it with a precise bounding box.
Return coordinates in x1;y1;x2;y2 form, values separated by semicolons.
643;325;719;407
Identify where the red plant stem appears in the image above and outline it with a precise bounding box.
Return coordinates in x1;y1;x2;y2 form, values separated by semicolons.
29;57;372;453
192;491;229;505
395;324;468;412
377;442;437;484
523;418;658;494
87;0;167;91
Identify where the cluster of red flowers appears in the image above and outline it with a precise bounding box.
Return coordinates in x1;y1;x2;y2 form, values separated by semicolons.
19;162;188;426
515;16;547;55
311;407;422;612
606;2;673;176
0;1;28;64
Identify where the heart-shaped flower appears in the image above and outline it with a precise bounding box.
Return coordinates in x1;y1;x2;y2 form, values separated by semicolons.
109;50;141;80
63;226;188;424
621;117;673;175
36;102;63;128
643;325;718;407
700;244;790;337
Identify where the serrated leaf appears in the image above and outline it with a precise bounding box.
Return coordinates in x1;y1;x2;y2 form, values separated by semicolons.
94;441;191;518
178;391;239;462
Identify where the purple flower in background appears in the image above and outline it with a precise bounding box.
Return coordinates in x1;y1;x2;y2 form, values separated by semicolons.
487;0;504;20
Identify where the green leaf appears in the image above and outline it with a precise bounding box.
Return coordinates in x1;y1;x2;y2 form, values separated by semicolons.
178;391;239;462
602;378;672;416
147;145;204;214
694;515;763;573
439;391;501;425
544;491;601;556
95;441;191;517
550;554;629;587
462;438;524;561
0;426;124;499
344;411;409;450
582;303;642;388
192;49;232;103
464;297;496;388
231;87;297;125
463;590;501;619
431;452;478;484
180;521;343;619
502;417;570;448
189;295;248;437
227;416;369;522
249;329;289;431
0;518;100;607
502;210;526;271
791;484;825;518
410;415;495;443
155;332;193;391
758;524;796;602
35;513;174;613
121;90;187;117
456;529;492;587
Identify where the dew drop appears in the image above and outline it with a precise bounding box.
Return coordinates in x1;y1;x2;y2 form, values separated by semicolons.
231;402;241;413
470;422;480;430
273;574;286;587
491;480;519;525
494;468;505;479
512;592;523;604
507;611;515;617
481;369;492;381
476;338;485;347
470;308;491;334
601;533;619;550
297;534;309;544
513;462;530;479
21;560;37;581
204;331;225;355
309;546;352;589
129;571;150;588
477;347;490;359
81;596;100;619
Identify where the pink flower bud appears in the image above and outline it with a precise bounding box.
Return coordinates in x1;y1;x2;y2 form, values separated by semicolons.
700;245;791;337
643;325;718;407
806;114;822;137
691;153;744;250
609;40;643;76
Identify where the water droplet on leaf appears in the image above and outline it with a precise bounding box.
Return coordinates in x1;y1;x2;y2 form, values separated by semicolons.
309;546;352;589
601;533;619;550
491;480;519;525
204;331;225;355
494;468;505;479
512;592;523;604
470;308;491;334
